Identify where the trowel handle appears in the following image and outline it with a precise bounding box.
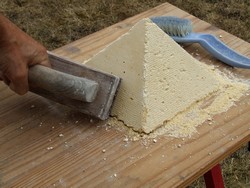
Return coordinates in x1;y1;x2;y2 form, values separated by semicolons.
28;65;99;102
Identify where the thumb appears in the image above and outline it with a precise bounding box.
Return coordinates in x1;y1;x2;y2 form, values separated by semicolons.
39;59;51;68
30;49;51;68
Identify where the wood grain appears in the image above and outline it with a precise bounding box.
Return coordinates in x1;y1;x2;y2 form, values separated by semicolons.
0;2;249;187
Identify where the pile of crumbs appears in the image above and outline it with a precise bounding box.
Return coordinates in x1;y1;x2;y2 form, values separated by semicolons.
106;65;250;140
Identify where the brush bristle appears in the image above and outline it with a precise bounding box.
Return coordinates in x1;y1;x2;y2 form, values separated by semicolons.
151;16;192;37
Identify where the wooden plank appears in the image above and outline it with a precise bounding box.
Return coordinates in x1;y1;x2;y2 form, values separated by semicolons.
0;2;249;187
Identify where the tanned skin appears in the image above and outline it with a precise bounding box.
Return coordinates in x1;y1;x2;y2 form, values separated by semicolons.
0;14;50;95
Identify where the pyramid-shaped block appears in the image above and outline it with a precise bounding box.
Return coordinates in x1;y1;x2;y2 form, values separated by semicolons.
84;18;220;133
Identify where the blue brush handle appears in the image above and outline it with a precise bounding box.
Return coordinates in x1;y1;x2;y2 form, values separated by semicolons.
172;33;250;68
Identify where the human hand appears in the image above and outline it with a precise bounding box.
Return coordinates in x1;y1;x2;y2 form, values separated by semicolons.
0;15;51;95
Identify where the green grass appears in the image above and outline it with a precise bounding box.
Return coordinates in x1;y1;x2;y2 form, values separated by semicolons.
1;0;249;50
0;0;249;187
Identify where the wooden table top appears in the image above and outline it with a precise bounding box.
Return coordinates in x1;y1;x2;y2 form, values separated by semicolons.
1;2;250;187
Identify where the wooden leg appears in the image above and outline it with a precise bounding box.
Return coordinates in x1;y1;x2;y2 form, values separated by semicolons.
204;164;224;188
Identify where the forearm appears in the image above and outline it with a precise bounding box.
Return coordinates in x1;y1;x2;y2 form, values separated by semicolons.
0;14;8;33
0;14;27;48
0;14;50;95
0;14;13;43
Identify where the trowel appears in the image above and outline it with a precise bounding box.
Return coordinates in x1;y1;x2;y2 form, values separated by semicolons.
28;51;120;120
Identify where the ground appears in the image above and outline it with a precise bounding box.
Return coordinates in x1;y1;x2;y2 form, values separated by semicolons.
0;0;249;187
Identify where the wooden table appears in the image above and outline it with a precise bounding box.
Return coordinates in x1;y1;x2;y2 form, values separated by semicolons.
1;3;249;187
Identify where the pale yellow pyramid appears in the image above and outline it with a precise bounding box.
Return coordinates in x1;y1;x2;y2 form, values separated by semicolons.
84;18;220;133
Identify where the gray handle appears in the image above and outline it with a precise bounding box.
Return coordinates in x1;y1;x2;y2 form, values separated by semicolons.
28;65;99;102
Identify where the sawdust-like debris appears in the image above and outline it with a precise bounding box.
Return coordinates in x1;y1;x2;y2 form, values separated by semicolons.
47;146;54;150
105;64;249;140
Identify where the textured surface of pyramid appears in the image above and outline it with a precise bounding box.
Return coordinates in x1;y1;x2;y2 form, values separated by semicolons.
84;18;220;133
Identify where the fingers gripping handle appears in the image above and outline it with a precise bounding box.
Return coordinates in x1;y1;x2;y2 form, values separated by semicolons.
28;65;99;102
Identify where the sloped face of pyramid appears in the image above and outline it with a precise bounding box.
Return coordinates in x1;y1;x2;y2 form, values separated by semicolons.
84;20;147;132
84;18;220;133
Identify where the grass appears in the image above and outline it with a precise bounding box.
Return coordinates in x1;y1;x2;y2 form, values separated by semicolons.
0;0;249;187
1;0;249;50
